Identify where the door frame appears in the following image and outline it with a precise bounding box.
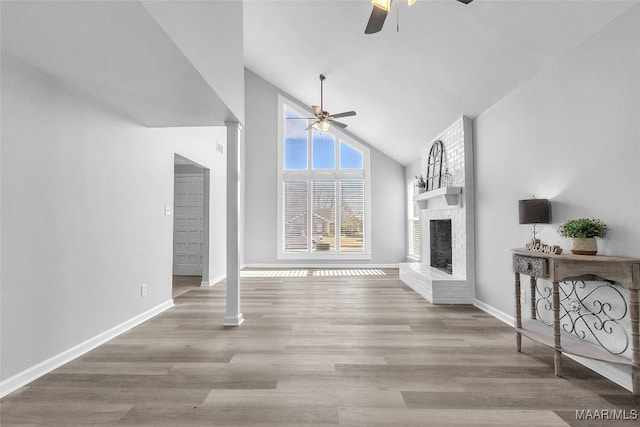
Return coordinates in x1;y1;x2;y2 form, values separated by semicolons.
173;154;210;285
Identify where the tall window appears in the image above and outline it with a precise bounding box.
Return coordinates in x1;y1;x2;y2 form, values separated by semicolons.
408;179;421;259
278;97;371;259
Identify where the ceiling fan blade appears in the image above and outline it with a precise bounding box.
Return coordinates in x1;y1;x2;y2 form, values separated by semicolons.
312;105;322;117
456;0;474;4
364;5;388;34
331;121;348;129
329;111;356;119
286;117;317;120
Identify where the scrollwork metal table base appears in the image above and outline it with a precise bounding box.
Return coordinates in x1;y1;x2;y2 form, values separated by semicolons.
512;249;640;395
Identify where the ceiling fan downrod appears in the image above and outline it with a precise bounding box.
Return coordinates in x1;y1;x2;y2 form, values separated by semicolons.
319;74;325;115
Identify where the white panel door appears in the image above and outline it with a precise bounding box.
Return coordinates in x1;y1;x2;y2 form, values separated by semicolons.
173;174;204;275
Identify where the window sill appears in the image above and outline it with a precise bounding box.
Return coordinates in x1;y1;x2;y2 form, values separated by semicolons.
278;252;372;261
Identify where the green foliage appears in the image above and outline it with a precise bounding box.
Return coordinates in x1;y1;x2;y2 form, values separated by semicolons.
415;175;426;188
558;218;607;239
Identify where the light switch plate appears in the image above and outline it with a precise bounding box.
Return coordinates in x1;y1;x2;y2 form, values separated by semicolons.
165;205;172;216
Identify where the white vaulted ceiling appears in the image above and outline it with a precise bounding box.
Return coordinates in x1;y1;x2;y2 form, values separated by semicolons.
243;0;636;164
1;0;238;126
2;0;636;165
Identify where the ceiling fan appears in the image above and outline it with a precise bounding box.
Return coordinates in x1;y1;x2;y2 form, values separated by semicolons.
365;0;474;34
289;74;356;132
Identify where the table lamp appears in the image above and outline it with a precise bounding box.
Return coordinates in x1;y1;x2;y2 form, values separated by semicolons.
519;198;550;242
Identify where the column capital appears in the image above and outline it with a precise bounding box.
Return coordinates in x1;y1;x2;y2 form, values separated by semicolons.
224;121;243;131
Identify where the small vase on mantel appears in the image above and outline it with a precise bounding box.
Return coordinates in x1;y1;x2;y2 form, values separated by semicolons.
570;237;598;256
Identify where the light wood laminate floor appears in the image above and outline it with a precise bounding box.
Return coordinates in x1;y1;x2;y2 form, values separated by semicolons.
2;269;638;426
172;275;202;299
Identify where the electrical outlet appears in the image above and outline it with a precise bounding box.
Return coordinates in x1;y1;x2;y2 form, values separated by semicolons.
141;284;148;297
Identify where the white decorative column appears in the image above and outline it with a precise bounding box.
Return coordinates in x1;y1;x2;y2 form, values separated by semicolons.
223;121;244;326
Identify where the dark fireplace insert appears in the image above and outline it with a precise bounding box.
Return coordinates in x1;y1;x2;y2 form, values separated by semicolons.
430;219;453;274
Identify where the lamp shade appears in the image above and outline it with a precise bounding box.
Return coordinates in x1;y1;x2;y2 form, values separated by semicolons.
518;199;550;224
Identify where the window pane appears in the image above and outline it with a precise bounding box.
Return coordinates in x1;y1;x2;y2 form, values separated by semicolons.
409;219;420;258
284;181;308;252
339;181;364;252
312;182;336;252
410;180;420;218
284;106;308;170
312;130;335;170
280;101;370;259
408;179;421;258
340;141;363;169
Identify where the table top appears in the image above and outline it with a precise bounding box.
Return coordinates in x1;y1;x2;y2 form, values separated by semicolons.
512;248;640;264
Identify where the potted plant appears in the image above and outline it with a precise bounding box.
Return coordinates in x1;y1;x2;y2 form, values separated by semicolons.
415;175;427;193
557;218;607;255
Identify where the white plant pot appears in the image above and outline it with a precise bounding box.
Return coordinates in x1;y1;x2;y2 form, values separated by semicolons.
570;237;598;255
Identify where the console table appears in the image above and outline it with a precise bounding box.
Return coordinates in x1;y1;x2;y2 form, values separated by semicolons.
512;249;640;395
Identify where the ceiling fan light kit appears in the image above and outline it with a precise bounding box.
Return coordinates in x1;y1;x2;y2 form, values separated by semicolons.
365;0;473;34
371;0;392;12
370;0;416;12
312;120;331;132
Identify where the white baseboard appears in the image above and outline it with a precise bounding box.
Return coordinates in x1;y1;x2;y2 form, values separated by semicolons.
201;274;225;287
473;298;514;326
241;263;399;269
0;299;174;398
473;298;632;393
566;355;632;392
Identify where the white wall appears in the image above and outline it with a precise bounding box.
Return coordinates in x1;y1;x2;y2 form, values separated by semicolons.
473;5;639;389
141;0;245;124
474;5;640;315
400;5;639;389
244;69;406;266
0;55;227;384
153;128;228;285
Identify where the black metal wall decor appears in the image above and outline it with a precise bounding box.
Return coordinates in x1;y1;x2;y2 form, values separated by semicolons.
425;140;445;191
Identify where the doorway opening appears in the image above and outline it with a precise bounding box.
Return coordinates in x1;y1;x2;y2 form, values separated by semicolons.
173;154;210;298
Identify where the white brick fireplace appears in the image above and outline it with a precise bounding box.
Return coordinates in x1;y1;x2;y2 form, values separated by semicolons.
400;116;475;304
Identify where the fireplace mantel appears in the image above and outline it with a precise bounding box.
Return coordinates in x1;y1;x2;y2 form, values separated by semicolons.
414;186;462;210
